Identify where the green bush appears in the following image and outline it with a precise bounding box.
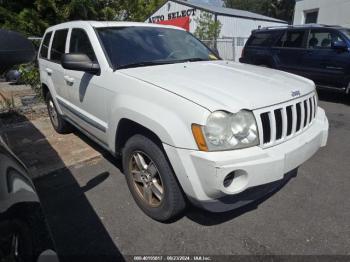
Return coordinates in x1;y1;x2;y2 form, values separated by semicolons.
19;63;42;99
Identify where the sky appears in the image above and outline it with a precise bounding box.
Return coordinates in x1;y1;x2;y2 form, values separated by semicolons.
188;0;224;7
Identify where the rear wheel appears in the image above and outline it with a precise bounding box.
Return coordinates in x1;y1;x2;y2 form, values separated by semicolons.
45;92;71;134
123;134;186;221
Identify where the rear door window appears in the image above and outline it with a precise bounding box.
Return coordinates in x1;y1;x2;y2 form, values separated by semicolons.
39;32;52;59
276;30;306;48
307;29;345;49
247;31;281;47
50;29;68;63
69;28;97;62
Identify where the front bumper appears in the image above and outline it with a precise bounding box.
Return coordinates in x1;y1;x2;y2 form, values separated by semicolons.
239;57;246;63
164;107;329;212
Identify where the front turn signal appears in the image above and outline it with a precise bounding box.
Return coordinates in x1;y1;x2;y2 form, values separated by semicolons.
191;124;208;152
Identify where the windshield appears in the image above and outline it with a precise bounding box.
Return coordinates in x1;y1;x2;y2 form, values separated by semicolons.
340;29;350;39
96;26;219;70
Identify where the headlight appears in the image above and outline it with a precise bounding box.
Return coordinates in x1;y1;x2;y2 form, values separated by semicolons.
192;110;259;151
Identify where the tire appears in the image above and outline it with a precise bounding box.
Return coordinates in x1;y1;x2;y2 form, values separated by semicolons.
45;92;71;134
123;134;186;221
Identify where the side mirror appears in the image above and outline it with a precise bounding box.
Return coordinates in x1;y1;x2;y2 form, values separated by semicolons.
61;53;100;74
332;41;348;51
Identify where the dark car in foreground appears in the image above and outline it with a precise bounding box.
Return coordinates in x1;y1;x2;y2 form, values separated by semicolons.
240;24;350;94
0;135;58;262
0;29;57;261
0;29;35;75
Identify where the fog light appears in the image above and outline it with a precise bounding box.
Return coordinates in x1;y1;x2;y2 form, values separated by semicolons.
223;171;236;188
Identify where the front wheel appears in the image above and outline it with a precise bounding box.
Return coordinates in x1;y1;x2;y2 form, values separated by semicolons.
123;135;186;221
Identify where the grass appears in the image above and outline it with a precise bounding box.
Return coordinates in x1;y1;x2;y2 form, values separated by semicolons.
0;91;15;112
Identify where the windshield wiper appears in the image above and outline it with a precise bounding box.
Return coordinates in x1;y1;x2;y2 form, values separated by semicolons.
116;58;210;70
117;60;175;70
185;57;210;62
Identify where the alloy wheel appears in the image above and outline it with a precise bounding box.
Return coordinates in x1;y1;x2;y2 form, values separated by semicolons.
48;99;59;128
129;151;164;207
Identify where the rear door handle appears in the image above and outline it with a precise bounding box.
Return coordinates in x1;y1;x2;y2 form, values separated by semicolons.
45;68;53;76
325;66;344;70
64;76;74;85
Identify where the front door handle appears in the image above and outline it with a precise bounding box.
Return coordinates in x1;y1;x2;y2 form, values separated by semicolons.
64;76;74;85
45;68;53;76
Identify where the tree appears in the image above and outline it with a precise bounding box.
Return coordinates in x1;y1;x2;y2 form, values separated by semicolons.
271;0;295;23
63;0;98;20
224;0;295;23
224;0;264;14
0;0;164;36
194;12;222;40
119;0;165;22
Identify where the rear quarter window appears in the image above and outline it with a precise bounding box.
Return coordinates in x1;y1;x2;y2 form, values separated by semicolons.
276;30;306;48
39;32;52;59
247;31;281;47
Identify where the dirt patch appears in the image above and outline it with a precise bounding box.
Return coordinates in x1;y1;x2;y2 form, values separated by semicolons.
0;81;38;112
0;103;47;125
0;111;29;124
1;112;102;179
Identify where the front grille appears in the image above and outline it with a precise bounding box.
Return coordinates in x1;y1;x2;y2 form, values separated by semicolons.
255;93;317;147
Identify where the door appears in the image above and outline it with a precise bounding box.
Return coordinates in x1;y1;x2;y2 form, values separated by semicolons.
272;29;308;75
63;28;108;143
48;29;69;100
302;29;348;89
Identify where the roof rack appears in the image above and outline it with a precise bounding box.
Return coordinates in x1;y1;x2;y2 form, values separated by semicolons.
257;24;342;31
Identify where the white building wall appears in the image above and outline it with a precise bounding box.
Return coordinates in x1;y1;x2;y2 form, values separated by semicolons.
294;0;350;27
218;15;284;38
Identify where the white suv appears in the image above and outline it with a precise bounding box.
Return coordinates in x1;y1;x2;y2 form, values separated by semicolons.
38;21;329;221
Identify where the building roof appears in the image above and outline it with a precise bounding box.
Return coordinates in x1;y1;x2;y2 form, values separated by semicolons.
171;0;287;23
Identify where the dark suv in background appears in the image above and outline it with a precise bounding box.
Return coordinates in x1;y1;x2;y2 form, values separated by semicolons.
240;25;350;94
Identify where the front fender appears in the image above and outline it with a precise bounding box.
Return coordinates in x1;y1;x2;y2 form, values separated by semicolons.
107;94;209;152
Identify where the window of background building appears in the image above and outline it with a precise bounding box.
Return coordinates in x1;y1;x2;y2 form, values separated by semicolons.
304;10;319;24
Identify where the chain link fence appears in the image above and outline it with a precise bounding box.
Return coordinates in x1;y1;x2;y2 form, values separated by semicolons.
201;37;249;62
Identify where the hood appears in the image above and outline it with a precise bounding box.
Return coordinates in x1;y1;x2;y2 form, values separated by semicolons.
120;60;315;113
